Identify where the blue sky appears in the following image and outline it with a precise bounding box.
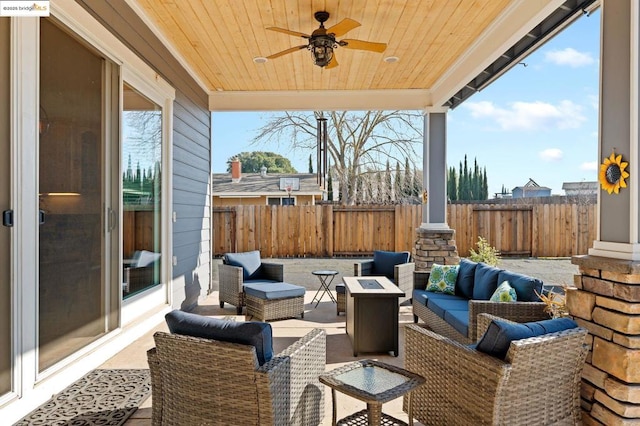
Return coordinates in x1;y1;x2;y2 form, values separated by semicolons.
212;10;600;197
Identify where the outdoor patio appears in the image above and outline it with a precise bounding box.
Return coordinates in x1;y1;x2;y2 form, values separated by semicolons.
99;257;577;425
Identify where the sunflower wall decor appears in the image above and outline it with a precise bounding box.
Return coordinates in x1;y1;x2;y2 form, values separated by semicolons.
599;150;630;194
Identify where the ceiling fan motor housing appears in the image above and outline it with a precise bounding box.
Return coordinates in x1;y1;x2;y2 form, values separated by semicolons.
314;11;330;25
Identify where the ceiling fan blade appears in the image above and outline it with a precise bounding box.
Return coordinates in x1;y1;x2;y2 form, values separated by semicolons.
326;55;339;69
266;27;309;38
326;18;360;37
341;39;387;53
266;45;308;59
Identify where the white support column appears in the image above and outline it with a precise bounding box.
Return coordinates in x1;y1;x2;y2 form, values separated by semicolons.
414;108;459;271
589;0;640;260
421;108;449;230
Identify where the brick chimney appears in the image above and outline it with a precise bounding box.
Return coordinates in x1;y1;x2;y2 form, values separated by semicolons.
231;159;241;183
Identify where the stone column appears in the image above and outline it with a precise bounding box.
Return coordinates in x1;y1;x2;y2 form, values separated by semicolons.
414;108;459;271
569;256;640;425
569;1;640;424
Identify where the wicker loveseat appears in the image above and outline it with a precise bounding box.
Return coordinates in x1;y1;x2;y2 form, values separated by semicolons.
404;314;588;425
148;310;326;426
413;259;548;344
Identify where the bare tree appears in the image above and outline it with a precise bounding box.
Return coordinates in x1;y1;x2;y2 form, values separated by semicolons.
252;111;422;205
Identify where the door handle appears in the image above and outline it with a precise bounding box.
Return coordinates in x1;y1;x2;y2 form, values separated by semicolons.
2;210;12;227
39;209;45;225
107;208;117;232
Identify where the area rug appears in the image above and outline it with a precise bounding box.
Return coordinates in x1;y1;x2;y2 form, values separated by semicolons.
15;369;151;426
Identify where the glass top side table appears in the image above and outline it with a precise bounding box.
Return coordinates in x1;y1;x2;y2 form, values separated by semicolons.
319;359;425;426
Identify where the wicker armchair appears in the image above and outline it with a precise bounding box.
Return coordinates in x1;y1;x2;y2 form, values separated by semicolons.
354;251;414;304
148;328;326;426
219;251;284;314
403;314;588;425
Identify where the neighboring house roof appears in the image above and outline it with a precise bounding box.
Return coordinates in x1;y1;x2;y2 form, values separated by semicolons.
512;178;551;192
212;172;323;197
562;181;598;194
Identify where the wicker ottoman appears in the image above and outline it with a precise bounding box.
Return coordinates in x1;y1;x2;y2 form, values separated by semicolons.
336;283;346;315
244;282;306;321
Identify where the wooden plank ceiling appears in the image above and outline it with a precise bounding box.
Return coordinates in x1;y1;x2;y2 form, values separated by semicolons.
132;0;513;94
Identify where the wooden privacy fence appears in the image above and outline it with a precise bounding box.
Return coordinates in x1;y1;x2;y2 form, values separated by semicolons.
213;202;597;258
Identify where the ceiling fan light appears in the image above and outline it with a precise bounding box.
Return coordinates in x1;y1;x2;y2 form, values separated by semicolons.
310;35;335;67
312;45;333;67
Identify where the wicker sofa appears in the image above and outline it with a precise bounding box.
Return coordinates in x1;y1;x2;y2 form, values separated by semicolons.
413;259;548;344
148;310;326;426
403;314;588;425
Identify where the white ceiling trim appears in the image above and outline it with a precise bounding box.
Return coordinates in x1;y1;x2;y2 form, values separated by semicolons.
209;89;432;112
430;0;566;107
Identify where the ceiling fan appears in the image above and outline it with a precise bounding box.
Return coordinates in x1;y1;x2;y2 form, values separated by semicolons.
265;11;387;68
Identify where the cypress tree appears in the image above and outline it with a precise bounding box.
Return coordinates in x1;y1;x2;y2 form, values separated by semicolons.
308;154;313;173
394;160;402;202
403;158;412;198
385;160;392;203
447;166;458;201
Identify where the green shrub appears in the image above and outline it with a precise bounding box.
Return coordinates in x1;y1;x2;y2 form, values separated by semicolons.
468;236;500;266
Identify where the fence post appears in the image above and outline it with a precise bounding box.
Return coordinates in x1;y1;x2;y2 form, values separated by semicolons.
325;205;334;257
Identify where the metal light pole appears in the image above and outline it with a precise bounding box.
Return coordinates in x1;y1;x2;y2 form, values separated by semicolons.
316;117;327;189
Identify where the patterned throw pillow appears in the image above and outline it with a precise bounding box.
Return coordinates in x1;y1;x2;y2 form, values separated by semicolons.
490;280;517;302
426;264;459;295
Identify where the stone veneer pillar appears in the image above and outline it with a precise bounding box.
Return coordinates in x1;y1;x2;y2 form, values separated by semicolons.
413;227;460;271
568;255;640;425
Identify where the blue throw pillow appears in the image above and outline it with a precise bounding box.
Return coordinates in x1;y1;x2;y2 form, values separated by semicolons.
472;263;502;300
224;250;262;280
455;258;477;299
372;250;410;279
497;270;543;302
165;310;273;365
476;317;578;359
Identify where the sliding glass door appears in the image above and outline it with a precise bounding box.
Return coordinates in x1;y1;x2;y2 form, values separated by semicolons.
122;84;162;298
0;16;12;397
38;19;118;371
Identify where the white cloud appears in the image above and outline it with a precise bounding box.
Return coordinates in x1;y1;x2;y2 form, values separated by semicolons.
545;48;595;68
539;148;563;161
581;161;598;171
464;100;586;131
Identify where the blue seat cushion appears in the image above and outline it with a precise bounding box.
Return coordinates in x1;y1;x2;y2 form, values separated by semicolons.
243;282;305;300
372;250;410;280
225;250;262;280
455;258;477;299
497;270;543;302
412;289;430;305
426;296;469;319
476;317;578;359
443;309;469;337
243;279;279;285
165;310;273;365
473;263;502;300
335;283;346;294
